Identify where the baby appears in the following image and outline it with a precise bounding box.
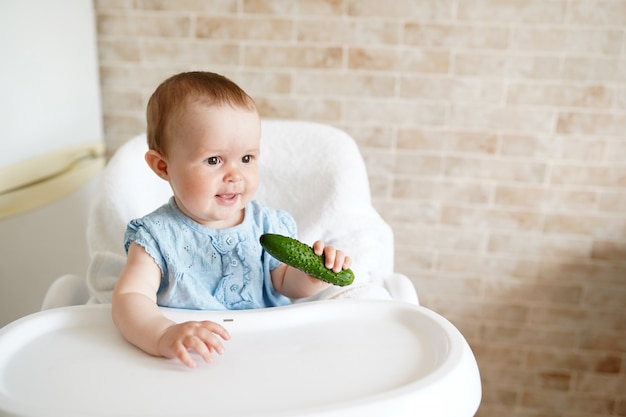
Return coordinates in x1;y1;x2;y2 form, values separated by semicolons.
112;71;352;368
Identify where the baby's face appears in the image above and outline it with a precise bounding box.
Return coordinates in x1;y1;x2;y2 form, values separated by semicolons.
164;102;261;228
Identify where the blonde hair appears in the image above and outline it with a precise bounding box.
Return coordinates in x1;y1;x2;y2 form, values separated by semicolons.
146;71;257;155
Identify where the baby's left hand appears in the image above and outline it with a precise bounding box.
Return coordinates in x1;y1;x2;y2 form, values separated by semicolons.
312;241;352;273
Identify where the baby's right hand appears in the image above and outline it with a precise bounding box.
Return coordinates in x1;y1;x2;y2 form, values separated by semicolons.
158;321;230;368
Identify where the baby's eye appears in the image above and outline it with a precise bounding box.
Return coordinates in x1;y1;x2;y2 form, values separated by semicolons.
206;156;220;165
242;155;253;163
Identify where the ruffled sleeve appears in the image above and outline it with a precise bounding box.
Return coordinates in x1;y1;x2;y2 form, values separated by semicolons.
124;218;166;277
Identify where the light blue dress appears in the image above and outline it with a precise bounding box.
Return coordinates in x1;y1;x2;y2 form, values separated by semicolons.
124;197;295;310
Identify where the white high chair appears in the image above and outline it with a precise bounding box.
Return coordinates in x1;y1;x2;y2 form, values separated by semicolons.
43;119;418;308
1;120;481;417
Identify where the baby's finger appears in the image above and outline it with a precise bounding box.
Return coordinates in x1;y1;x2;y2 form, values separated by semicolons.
186;336;214;364
173;342;197;368
320;247;336;269
197;326;228;355
200;321;231;342
197;324;229;355
312;240;325;256
332;252;352;272
327;248;346;272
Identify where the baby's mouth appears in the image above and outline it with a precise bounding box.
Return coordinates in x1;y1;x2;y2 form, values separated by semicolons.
216;193;239;202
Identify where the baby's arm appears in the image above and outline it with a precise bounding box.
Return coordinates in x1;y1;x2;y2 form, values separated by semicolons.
271;241;352;299
112;242;230;368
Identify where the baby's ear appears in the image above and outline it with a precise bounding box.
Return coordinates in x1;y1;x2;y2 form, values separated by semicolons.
145;150;169;181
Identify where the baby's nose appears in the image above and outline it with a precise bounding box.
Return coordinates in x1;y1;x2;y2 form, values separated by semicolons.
225;166;242;182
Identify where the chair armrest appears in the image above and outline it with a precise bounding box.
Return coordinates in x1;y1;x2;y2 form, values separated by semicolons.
41;274;90;310
380;273;419;305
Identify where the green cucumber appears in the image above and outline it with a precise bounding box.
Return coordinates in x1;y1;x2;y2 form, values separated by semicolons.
259;233;354;286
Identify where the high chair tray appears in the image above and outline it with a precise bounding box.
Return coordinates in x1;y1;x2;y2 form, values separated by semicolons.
0;300;480;417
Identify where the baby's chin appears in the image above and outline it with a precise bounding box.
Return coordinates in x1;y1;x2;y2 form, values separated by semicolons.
200;206;246;228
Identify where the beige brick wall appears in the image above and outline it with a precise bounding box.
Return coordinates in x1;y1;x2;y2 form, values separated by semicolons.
94;0;626;415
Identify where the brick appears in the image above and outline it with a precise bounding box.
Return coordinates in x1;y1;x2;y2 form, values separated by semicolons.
495;185;598;210
347;0;454;19
101;89;145;112
576;373;626;396
480;324;577;348
409;273;483;297
361;149;395;176
399;77;504;103
598;191;626;212
254;96;341;120
94;0;136;10
448;105;556;132
297;18;399;44
579;328;626;351
349;47;450;73
394;224;485;252
404;23;509;49
292;73;395;97
98;39;141;62
566;0;626;25
526;349;622;374
563;57;625;83
343;99;446;126
142;40;239;65
510;27;623;55
480;385;519;407
560;138;607;161
499;134;559;158
605;140;626;161
538;260;626;286
583;284;626;310
232;70;291;94
471;342;526;366
453;52;561;79
487;233;591;258
393;247;435;271
550;164;626;188
591;240;626;261
444;155;547;183
244;0;343;15
98;14;191;37
495;185;548;207
544;214;626;239
244;45;343;68
140;0;237;12
507;83;615;108
343;125;394;149
557;112;626;136
102;113;145;133
437;252;538;278
457;0;567;23
397;129;499;154
392;178;491;204
522;391;615;415
441;205;543;231
482;279;583;305
430;298;530;324
529;306;626;330
196;16;292;41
